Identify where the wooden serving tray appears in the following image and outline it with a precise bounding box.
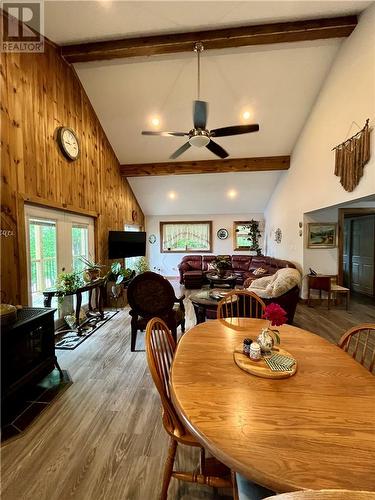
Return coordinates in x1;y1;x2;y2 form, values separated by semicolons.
233;344;297;379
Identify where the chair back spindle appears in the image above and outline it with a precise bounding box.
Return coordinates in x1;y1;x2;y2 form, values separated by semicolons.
217;290;266;319
338;323;375;373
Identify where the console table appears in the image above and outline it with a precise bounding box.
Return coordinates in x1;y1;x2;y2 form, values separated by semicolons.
43;278;106;331
307;274;350;310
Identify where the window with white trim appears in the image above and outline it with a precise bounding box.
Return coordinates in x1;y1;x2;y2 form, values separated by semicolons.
160;221;212;253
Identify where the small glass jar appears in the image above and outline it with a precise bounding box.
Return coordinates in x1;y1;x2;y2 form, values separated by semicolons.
249;342;261;361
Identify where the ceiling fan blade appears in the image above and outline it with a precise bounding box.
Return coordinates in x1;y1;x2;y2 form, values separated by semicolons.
142;131;188;137
210;124;259;137
206;140;229;159
193;100;208;129
170;142;191;159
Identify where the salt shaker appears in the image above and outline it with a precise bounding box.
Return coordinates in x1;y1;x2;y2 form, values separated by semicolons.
243;338;252;356
249;342;261;361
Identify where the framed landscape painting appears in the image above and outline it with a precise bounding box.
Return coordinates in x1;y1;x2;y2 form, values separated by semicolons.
307;223;337;248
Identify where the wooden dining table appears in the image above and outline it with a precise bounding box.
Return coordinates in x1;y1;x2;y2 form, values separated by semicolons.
170;318;375;494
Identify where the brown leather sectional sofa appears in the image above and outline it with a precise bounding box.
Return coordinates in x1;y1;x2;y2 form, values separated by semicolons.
178;254;296;288
178;254;299;324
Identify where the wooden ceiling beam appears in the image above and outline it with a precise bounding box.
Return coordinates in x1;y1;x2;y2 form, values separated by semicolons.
119;156;290;177
62;16;357;63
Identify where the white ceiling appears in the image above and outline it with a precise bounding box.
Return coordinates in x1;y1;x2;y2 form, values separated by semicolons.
44;1;372;215
75;39;341;163
128;171;283;215
44;1;371;44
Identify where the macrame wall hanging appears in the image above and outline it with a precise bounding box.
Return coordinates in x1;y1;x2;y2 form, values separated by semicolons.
332;119;372;192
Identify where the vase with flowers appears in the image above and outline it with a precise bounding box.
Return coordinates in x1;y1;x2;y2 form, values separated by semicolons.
257;303;287;353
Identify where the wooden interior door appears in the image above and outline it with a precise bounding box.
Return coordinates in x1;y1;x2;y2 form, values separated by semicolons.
350;215;375;296
343;218;351;288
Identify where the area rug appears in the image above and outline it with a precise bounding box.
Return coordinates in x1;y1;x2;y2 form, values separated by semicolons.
55;310;118;350
1;369;72;444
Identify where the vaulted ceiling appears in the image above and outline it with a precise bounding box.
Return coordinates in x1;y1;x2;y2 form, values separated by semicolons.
44;1;372;215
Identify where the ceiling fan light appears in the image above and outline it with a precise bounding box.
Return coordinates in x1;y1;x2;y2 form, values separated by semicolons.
189;135;210;147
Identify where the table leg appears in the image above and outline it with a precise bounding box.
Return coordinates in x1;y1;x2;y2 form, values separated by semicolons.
44;294;52;307
98;284;105;320
75;291;82;326
54;356;64;379
193;304;206;324
88;288;93;312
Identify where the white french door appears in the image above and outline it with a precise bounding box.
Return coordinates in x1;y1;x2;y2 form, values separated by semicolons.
25;205;95;310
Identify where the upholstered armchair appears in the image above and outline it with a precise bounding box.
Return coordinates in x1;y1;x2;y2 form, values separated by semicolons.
127;271;185;351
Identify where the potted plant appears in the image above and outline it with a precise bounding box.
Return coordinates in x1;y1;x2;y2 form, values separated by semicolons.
56;269;84;304
236;220;262;256
134;256;150;274
212;256;232;277
106;262;134;286
105;262;135;309
80;256;105;281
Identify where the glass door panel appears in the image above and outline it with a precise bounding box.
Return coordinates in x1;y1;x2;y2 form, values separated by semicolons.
72;225;89;305
29;219;58;308
72;225;89;272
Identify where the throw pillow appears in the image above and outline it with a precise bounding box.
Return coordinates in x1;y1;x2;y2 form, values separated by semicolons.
265;268;301;297
253;267;267;276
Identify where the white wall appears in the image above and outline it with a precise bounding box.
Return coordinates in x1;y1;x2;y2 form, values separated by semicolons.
265;4;375;270
146;213;264;276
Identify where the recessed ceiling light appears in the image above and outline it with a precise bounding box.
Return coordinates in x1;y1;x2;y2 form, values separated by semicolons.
242;110;251;121
227;189;237;199
168;191;176;200
151;116;161;127
98;0;112;8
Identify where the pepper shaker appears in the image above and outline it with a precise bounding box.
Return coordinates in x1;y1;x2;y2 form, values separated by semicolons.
243;338;252;357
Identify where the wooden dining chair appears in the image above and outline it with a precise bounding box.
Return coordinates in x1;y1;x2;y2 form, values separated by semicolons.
217;290;266;320
338;323;375;373
145;317;233;500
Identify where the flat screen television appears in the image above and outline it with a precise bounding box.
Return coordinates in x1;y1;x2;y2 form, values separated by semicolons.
108;231;146;259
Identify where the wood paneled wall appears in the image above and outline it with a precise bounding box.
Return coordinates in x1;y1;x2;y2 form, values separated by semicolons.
0;23;144;305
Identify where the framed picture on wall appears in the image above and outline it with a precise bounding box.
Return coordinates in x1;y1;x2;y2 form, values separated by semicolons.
307;223;337;248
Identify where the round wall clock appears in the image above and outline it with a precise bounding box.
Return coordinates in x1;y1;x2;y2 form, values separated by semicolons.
217;228;229;240
148;234;156;244
57;127;80;161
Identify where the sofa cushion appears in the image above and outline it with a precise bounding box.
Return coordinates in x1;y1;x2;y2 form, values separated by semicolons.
249;257;267;271
231;256;252;271
186;259;202;270
184;270;202;276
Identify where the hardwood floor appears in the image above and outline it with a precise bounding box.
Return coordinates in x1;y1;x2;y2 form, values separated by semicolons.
1;286;374;500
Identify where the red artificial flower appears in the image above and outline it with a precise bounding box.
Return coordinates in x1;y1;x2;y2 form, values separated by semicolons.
262;303;287;327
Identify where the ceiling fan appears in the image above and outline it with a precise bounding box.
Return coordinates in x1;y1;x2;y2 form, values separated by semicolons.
141;42;260;160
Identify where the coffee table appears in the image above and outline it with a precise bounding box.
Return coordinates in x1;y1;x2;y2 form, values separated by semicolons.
206;272;237;289
190;288;237;324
